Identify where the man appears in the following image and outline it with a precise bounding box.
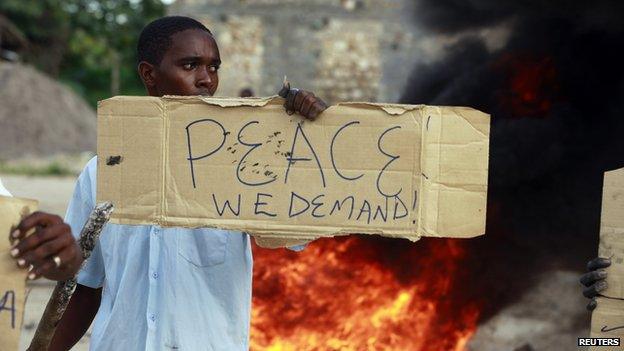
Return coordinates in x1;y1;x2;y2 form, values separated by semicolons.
49;16;327;350
2;177;83;281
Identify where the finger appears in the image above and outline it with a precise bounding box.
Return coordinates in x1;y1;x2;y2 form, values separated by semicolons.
308;102;327;120
583;280;608;298
278;79;290;98
25;264;39;281
300;94;315;117
587;297;598;311
587;257;611;271
21;234;72;269
580;269;608;286
314;97;328;111
286;89;299;112
29;259;55;280
283;102;295;115
12;223;70;262
13;212;62;240
33;245;77;279
308;108;319;120
293;91;310;112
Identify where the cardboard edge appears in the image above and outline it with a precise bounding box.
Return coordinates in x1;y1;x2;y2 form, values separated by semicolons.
162;95;280;108
335;102;426;116
99;97;489;245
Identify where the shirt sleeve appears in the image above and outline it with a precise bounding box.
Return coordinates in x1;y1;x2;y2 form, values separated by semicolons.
64;158;105;288
287;243;309;252
0;178;12;196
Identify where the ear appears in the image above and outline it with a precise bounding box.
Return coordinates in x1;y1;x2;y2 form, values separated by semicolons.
138;61;157;89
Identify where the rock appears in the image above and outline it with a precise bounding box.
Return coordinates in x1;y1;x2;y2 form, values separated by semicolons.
0;62;96;160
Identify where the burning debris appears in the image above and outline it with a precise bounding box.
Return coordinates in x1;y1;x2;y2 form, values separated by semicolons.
400;0;624;338
251;236;480;350
249;0;624;350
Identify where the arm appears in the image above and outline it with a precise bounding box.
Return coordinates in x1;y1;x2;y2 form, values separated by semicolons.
48;284;102;351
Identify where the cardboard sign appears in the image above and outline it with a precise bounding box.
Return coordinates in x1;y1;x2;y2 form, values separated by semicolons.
591;167;624;347
591;297;624;347
97;96;490;247
596;167;624;299
0;195;38;351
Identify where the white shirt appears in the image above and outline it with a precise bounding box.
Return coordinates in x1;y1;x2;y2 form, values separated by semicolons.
0;178;12;196
66;157;253;350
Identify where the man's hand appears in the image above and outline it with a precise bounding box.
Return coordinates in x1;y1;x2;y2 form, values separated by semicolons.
9;212;83;281
278;78;328;120
580;257;611;311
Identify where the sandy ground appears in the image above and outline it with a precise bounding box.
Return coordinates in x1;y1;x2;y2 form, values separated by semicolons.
1;174;91;350
468;270;590;351
2;174;592;350
1;174;77;216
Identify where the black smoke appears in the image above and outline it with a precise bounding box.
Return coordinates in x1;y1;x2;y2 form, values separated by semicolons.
399;0;624;321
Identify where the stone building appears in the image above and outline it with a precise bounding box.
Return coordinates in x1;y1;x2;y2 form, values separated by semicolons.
168;0;421;104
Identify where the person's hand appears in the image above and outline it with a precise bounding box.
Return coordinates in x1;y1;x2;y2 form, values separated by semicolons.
9;212;83;281
278;78;328;120
580;257;611;311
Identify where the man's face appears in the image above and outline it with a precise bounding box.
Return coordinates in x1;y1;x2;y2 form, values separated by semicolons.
149;28;221;96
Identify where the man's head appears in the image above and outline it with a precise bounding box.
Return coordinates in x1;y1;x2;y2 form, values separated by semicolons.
137;16;220;96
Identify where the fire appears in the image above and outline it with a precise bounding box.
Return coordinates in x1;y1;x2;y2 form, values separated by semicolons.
250;236;482;350
494;53;559;118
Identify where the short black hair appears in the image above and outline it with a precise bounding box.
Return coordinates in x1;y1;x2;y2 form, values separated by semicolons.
137;16;212;65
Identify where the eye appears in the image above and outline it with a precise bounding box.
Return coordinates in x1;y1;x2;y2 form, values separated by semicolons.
183;62;197;70
208;65;220;73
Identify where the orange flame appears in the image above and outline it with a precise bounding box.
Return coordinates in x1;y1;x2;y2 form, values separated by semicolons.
251;236;481;350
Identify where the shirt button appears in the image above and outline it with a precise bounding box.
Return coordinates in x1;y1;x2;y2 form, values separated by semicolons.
150;314;156;322
152;272;158;279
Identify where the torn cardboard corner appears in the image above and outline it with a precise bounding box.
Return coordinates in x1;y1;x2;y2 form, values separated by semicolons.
0;195;38;351
97;95;490;248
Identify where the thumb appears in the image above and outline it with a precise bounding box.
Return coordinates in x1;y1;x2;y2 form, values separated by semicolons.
278;76;291;98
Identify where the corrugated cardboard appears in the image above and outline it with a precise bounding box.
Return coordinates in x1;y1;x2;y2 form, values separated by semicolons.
0;195;38;351
591;167;624;347
96;96;490;247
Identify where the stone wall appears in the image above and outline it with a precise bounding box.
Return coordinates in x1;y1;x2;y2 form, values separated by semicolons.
169;0;419;104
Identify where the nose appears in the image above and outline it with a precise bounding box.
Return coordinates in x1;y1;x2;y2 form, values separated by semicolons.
196;66;212;88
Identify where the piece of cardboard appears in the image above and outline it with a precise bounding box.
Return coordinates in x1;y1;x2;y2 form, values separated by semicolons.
590;297;624;349
590;167;624;349
0;195;38;351
597;168;624;299
97;96;490;247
